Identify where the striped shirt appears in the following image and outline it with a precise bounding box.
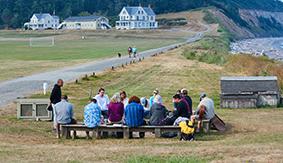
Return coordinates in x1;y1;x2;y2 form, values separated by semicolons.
125;102;144;127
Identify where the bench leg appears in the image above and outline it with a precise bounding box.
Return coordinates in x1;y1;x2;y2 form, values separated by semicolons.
203;122;210;133
95;128;102;139
154;128;161;138
123;127;130;139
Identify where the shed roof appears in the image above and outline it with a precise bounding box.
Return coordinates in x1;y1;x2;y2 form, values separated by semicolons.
221;76;280;95
221;76;277;81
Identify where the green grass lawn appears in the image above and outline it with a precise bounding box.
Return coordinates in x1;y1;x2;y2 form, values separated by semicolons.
0;30;187;81
0;35;182;61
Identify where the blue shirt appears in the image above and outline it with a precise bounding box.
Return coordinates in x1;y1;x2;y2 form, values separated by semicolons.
125;102;144;127
54;100;73;124
84;102;101;128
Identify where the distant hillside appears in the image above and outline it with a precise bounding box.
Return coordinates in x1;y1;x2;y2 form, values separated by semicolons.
1;0;283;38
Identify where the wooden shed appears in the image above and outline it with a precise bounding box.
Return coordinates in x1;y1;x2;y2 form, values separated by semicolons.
220;76;280;108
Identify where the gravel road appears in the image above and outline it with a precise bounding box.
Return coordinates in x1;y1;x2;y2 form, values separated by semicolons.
0;29;207;107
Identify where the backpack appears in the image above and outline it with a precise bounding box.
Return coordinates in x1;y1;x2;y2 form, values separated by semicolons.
179;120;195;141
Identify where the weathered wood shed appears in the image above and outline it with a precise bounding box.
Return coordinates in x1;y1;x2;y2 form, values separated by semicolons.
220;76;280;108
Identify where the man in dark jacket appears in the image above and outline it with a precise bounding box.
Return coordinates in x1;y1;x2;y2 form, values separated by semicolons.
181;89;193;116
172;94;190;118
149;95;168;125
50;79;64;129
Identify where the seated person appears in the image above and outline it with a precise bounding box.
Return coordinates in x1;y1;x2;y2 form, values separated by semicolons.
141;97;150;119
84;97;102;127
54;95;76;138
108;93;124;123
172;94;190;118
149;95;168;125
124;96;145;138
84;97;102;138
194;93;215;132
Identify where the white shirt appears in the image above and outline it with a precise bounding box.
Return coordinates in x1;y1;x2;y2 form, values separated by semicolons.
122;97;129;109
94;94;110;111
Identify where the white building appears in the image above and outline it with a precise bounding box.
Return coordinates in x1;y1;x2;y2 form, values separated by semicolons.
116;6;158;30
59;15;111;30
24;13;59;30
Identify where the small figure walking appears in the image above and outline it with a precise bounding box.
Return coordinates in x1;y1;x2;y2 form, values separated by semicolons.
132;47;137;58
128;47;132;58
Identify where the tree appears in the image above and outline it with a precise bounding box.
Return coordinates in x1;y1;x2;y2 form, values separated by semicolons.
1;8;13;28
78;11;91;16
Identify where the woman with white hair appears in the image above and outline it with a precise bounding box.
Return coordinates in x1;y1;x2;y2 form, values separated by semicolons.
149;95;168;125
108;93;124;123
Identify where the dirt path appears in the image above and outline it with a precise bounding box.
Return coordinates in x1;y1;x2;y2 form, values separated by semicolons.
0;27;209;108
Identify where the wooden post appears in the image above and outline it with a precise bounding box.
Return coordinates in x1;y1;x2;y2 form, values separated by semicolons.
202;121;210;133
123;127;130;139
154;128;161;138
111;66;115;70
122;64;124;68
75;79;79;84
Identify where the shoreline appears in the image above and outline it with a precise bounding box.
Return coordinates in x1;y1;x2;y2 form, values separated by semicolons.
230;37;283;61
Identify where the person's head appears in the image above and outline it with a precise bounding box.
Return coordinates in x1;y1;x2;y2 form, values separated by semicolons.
153;88;159;96
181;88;188;96
57;79;64;87
111;93;121;103
90;97;97;103
128;96;140;104
98;88;105;97
176;90;181;95
172;94;182;103
140;97;148;107
153;95;162;104
120;91;127;100
200;92;207;101
61;95;68;101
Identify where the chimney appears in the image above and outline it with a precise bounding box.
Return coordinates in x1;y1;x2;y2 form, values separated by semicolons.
148;4;151;8
139;3;142;7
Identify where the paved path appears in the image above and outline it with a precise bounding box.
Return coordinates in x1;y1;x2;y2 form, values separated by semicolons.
0;28;208;107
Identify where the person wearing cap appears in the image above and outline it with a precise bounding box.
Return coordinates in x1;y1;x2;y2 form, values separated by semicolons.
94;88;110;119
140;97;150;119
181;89;193;116
149;89;162;108
149;95;168;125
194;93;215;131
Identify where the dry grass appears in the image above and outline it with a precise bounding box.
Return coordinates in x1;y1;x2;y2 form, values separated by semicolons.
1;45;283;162
226;54;283;90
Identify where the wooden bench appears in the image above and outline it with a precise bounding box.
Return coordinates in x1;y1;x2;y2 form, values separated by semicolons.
60;120;210;139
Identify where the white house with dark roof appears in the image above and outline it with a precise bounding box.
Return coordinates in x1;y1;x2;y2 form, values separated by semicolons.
60;15;111;30
24;13;59;30
116;5;158;30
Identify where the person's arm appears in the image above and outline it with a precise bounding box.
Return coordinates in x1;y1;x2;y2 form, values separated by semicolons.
70;104;74;119
50;86;57;103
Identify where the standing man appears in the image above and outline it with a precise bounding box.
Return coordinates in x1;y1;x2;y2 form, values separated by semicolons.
50;79;64;129
94;88;110;120
132;46;137;58
128;47;132;58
